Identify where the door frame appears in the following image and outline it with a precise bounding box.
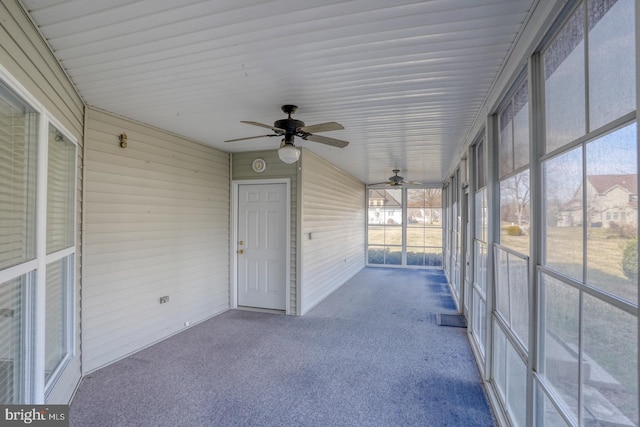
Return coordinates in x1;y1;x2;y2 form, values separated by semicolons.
231;179;291;314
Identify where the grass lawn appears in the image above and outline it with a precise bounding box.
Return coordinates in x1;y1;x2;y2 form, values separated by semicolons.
367;223;443;266
501;225;637;303
367;224;442;247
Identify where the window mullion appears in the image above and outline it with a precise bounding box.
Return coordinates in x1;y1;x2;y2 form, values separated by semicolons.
528;50;545;427
402;188;407;266
32;113;48;404
583;0;590;135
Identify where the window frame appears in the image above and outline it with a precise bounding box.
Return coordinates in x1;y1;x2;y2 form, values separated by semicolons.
366;186;443;269
0;64;77;403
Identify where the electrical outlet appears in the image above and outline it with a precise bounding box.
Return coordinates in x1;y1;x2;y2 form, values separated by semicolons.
160;296;169;304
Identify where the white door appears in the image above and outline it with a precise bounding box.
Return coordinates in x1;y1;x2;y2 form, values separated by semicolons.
237;183;287;310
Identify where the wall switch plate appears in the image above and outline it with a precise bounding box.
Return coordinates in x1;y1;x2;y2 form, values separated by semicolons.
160;296;169;304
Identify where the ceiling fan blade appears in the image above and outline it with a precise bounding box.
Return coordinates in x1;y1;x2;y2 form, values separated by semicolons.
240;121;285;133
368;181;392;186
304;134;349;148
224;134;277;142
298;121;344;134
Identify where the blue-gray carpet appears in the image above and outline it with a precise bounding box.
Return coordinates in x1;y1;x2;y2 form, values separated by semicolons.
70;267;495;426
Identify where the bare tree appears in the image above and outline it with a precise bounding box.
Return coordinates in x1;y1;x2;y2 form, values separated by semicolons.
501;171;530;227
408;189;442;224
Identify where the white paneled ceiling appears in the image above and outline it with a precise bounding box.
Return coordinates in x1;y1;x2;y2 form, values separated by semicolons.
21;0;536;185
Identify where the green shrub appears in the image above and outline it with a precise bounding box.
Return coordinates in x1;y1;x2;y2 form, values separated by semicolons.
370;249;442;266
622;239;638;281
386;251;402;265
425;253;443;266
368;248;385;264
507;225;522;236
367;248;401;265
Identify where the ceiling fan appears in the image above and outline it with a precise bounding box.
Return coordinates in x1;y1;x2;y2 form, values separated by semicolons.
370;170;422;187
224;105;349;163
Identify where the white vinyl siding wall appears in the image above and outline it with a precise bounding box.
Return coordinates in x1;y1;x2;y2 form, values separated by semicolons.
299;149;365;314
83;108;230;373
0;0;84;404
232;150;298;314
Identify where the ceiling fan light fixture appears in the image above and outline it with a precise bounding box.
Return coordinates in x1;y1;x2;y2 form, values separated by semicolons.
278;141;300;164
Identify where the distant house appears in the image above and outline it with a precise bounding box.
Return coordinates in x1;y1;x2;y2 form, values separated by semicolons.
368;189;402;224
558;174;637;227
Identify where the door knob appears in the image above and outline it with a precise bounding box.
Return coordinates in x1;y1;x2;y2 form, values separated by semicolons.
237;249;244;254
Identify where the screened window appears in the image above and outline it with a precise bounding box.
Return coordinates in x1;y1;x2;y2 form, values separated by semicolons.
585;123;637;302
494;248;529;348
367;188;442;267
538;1;637;425
494;73;532;426
543;147;584;279
406;189;442;267
498;75;531;253
472;139;488;357
500;170;530;255
493;325;527;427
587;0;636;129
499;79;530;176
367;188;402;265
544;5;586;153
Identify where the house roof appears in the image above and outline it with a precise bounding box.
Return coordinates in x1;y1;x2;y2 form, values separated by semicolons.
562;174;639;212
19;0;538;186
588;174;637;196
369;189;401;207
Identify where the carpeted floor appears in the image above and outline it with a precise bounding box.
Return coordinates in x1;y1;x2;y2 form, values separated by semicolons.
70;267;496;426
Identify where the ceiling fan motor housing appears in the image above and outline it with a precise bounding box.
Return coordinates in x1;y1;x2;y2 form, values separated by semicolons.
274;118;305;132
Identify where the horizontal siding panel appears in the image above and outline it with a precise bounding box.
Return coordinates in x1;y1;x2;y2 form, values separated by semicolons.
82;263;229;312
84;268;226;313
84;252;224;278
84;240;219;264
84;227;223;245
85;175;225;202
87;117;222;156
0;1;83;137
85;151;223;184
300;149;365;314
86;109;216;154
85;194;222;211
83;107;230;372
86;128;225;173
83;219;226;235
